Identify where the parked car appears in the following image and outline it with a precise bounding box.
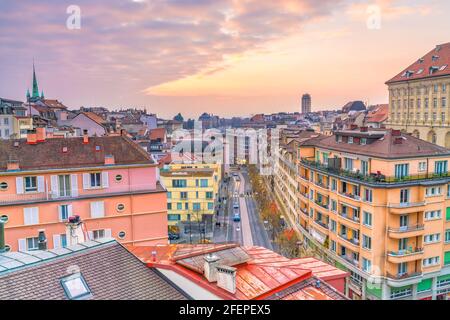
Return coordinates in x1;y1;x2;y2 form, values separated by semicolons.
233;202;239;209
233;213;241;222
168;232;180;240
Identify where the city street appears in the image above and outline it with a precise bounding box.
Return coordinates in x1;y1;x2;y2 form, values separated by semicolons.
213;166;273;250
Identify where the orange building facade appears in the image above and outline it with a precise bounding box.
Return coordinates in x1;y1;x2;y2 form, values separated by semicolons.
0;132;168;252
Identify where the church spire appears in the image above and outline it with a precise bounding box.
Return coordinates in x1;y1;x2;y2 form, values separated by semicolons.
32;61;40;99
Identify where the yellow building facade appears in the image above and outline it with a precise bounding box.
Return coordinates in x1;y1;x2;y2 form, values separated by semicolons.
277;128;450;300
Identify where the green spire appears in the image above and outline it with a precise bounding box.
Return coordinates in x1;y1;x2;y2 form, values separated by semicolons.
32;62;40;99
41;90;44;99
26;89;30;99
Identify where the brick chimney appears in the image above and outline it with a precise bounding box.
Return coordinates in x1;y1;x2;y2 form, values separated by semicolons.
104;155;115;166
6;160;19;171
26;130;37;145
83;129;89;144
216;265;237;294
66;215;86;246
36;127;46;142
204;254;220;282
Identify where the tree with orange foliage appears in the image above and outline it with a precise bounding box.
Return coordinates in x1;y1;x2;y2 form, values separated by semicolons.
276;228;300;258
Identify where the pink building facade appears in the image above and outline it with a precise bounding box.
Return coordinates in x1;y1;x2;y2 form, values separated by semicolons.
0;133;168;252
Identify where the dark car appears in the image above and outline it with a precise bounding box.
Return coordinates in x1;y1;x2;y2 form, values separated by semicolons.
168;232;180;240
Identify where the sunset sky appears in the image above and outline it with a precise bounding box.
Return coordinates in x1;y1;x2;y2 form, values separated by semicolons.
0;0;449;118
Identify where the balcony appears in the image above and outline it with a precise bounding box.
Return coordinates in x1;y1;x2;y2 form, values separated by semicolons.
314;200;329;210
340;254;359;267
338;234;360;249
388;224;425;239
339;212;360;225
315;181;329;191
314;219;329;231
388;202;426;214
0;184;162;207
339;192;361;202
387;248;424;263
386;272;423;287
300;158;450;186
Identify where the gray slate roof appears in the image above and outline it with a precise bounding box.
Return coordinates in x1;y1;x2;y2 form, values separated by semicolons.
0;238;189;300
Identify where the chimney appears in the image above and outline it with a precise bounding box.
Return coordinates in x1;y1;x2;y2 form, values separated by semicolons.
0;219;5;253
216;265;237;294
392;129;401;137
83;129;89;144
360;126;368;132
6;160;19;171
37;230;47;250
66;215;86;246
26;130;37;145
204;254;220;282
104;155;115;166
36;127;46;142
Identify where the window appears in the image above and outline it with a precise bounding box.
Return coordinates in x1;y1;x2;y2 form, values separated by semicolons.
0;182;8;190
360;138;367;145
115;174;123;182
363;211;372;227
200;179;208;187
364;188;373;203
0;215;8;223
433;98;438;108
208;202;214;210
426;186;441;197
24;176;37;192
26;237;39;251
445;229;450;243
398;261;407;275
168;214;181;221
424;233;441;244
395;164;409;179
61;273;92;300
90;201;105;218
360;160;368;175
92;229;105;240
330;240;336;252
435;161;448;175
423;257;440;267
400;189;409;204
443;84;447;92
58;175;71;197
331;179;337;191
180;192;188;199
172;179;187;188
59;204;70;221
90;173;101;188
116;203;125;212
185;203;189;210
362;235;372;250
344;158;353;171
331;200;337;212
118;231;126;239
177;203;183;210
24;207;39;225
206;192;213;199
362;258;372;272
330;220;337;232
425;210;441;220
348;137;354;144
193;203;201;211
167;192;172;199
418;162;427;172
167;203;172;210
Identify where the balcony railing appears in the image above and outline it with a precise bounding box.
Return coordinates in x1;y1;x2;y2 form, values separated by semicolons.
339;234;360;246
340;254;359;267
388;248;424;257
0;184;160;206
315;181;329;190
301;159;450;185
388;224;425;233
339;212;360;223
315;201;329;210
339;192;361;201
314;220;329;230
386;272;422;280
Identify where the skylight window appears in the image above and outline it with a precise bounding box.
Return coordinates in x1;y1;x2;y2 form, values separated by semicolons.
61;273;92;300
440;65;447;71
416;69;424;74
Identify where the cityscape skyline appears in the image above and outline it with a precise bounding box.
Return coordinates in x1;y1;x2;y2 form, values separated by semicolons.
1;0;449;118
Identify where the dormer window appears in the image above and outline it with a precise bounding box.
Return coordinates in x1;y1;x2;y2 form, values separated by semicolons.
337;136;342;143
61;273;92;300
361;138;367;145
432;55;439;62
348;137;354;144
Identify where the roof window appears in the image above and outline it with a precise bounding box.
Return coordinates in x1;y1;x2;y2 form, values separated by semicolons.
60;273;92;300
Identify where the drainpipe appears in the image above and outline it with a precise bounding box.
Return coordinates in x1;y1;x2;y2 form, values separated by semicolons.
0;220;5;253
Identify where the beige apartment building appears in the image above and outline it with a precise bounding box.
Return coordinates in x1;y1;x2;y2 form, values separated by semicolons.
386;43;450;147
271;127;450;300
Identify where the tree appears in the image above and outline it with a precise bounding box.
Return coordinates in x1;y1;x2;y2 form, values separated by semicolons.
276;228;300;258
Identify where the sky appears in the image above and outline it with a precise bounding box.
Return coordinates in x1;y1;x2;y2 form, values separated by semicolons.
0;0;449;119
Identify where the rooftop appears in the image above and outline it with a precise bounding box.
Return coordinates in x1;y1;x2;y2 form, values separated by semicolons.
0;239;189;300
0;135;154;172
127;244;348;300
386;42;450;84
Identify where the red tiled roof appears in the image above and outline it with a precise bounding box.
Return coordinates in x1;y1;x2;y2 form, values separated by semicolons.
127;244;348;300
40;99;68;110
80;112;106;125
149;128;166;141
386;42;450;84
366;104;389;123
